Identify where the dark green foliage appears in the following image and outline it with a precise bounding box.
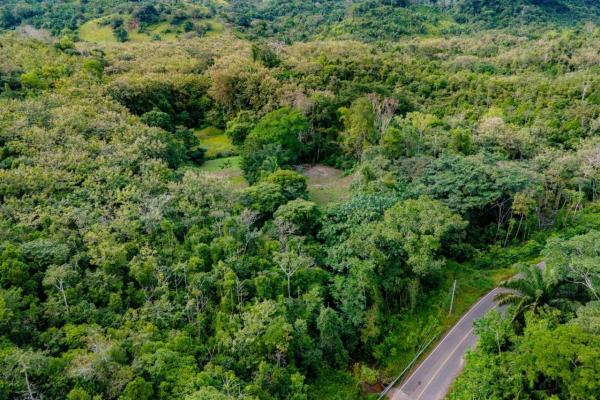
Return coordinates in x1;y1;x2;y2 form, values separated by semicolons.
141;109;173;131
262;169;308;201
251;43;281;68
242;182;288;217
3;3;600;399
241;107;309;182
225;110;257;145
133;4;159;24
225;0;600;42
107;75;211;128
274;199;321;235
495;264;570;322
113;25;128;42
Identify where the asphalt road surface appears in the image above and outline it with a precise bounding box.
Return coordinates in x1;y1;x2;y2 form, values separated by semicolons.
387;262;545;400
388;287;503;400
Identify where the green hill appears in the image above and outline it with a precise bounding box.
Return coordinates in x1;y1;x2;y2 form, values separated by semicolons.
3;0;600;41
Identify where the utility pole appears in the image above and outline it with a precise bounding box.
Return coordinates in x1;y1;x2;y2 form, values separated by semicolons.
448;279;457;316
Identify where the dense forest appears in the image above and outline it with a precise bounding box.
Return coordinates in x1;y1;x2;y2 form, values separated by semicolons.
1;1;600;399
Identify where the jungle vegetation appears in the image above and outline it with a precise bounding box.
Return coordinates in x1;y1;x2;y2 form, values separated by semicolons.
1;1;600;399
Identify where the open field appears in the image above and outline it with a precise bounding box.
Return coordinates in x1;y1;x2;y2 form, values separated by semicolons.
197;156;247;188
195;126;237;159
79;20;117;43
300;164;354;205
79;19;183;43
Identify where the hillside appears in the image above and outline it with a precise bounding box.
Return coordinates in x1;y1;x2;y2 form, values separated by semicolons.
3;0;600;41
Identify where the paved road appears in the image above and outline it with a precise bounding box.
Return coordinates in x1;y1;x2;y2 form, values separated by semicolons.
388;262;545;400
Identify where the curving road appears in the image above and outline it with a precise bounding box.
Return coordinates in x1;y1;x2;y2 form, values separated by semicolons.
387;262;545;400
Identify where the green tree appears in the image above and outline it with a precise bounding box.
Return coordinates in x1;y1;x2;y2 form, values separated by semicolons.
67;388;91;400
242;182;287;218
274;199;320;235
316;307;348;367
339;97;376;159
382;196;467;276
113;26;128;42
225;110;257;145
141;109;174;132
120;377;153;400
495;263;568;322
242;107;308;182
262;169;308;201
543;230;600;300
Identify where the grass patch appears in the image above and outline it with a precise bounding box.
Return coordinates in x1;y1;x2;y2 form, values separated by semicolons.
195;127;237;159
375;239;545;385
79;20;117;43
127;29;151;42
143;21;179;41
299;164;353;206
197;156;246;189
79;18;182;43
204;19;225;37
199;156;241;172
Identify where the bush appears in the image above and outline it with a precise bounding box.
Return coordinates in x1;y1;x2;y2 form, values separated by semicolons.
107;75;211;128
141;109;174;131
274;199;320;235
241;107;308;182
225;110;257;145
242;182;287;217
262;169;308;200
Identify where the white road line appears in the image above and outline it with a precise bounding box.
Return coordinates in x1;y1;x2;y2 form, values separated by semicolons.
414;327;474;400
399;287;500;392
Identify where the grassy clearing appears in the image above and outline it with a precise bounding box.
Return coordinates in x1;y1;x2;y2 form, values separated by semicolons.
195;127;237;159
299;164;353;205
196;161;353;205
79;19;182;43
79;20;117;43
197;156;246;188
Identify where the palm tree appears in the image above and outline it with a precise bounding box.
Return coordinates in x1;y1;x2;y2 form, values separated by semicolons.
495;263;569;322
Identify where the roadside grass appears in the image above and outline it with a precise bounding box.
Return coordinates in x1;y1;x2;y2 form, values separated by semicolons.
308;369;369;400
195;127;237;159
376;240;544;384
